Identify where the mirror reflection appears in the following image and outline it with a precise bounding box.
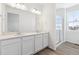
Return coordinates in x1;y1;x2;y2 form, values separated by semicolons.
0;3;40;35
7;13;19;32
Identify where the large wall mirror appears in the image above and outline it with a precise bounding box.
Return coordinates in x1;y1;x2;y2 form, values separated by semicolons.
0;4;39;35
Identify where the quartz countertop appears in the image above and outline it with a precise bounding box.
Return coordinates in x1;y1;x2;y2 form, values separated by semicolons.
0;32;48;41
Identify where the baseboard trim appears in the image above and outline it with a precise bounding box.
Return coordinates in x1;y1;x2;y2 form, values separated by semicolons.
56;41;65;48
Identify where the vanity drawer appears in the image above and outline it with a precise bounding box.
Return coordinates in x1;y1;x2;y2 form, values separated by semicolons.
22;36;34;55
35;34;42;38
22;40;34;55
22;36;34;41
43;33;49;48
1;38;21;46
43;33;49;37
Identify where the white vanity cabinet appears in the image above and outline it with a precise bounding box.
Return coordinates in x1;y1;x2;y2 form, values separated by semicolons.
0;32;49;55
0;38;21;55
42;33;49;48
22;36;34;55
35;34;43;52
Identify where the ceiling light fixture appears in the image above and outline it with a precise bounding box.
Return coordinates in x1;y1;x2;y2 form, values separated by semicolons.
31;8;41;15
7;3;27;11
21;4;27;10
7;4;41;15
16;3;21;9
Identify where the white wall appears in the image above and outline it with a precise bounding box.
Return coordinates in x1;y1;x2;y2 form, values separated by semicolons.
39;3;56;50
56;8;65;17
19;11;36;32
66;4;79;44
0;4;2;34
4;5;37;33
66;31;79;44
0;4;7;34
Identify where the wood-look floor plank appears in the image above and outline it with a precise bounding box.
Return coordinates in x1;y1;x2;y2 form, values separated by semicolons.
35;42;79;55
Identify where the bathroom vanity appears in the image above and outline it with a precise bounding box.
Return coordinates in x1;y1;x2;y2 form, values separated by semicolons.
0;4;49;55
0;32;49;55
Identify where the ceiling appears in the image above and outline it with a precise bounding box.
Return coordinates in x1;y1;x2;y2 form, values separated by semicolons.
24;3;43;12
24;3;79;10
56;3;79;9
6;3;79;11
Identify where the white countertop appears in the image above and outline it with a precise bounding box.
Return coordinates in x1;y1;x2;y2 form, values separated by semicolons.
0;32;48;41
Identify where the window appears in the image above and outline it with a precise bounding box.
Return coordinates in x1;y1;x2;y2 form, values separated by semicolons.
67;11;79;30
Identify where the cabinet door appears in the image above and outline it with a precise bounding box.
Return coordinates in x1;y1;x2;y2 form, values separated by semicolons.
35;34;43;52
1;38;21;55
43;33;48;48
22;36;34;55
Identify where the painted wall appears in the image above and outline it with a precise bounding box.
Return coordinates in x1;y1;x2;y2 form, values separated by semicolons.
0;4;7;34
66;4;79;44
0;4;2;34
56;8;65;17
38;3;56;50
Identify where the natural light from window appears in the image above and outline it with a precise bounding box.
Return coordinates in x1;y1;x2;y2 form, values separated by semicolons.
67;11;79;30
